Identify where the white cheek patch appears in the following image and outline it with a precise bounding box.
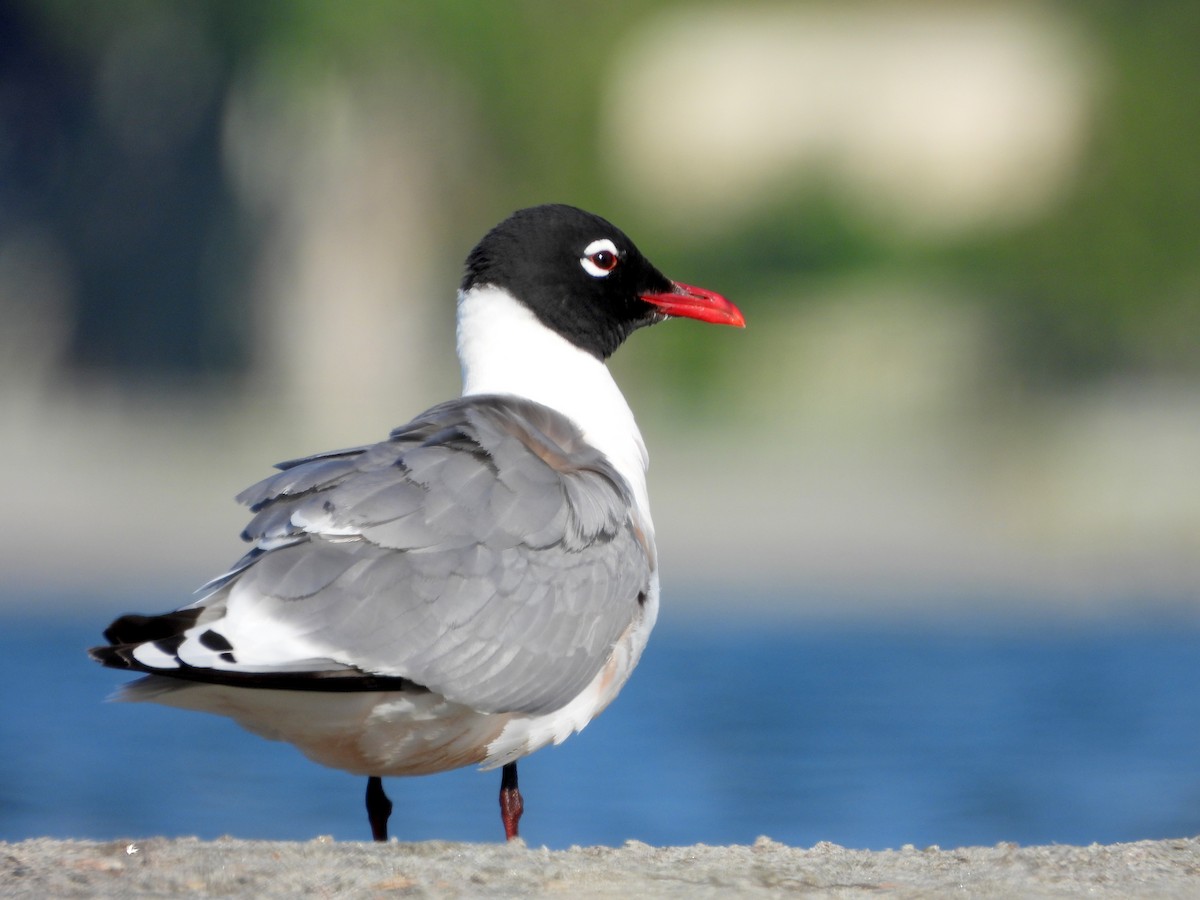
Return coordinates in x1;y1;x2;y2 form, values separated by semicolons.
580;238;620;278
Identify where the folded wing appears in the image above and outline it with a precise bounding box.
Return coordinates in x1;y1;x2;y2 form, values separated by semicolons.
93;395;654;716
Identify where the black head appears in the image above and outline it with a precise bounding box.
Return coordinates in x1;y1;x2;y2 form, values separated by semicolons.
462;204;742;359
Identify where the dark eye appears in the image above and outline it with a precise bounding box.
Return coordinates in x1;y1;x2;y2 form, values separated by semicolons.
580;238;621;278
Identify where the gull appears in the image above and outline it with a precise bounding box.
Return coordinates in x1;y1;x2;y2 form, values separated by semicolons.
91;203;744;841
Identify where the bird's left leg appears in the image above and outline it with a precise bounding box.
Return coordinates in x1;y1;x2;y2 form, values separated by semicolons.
366;775;393;842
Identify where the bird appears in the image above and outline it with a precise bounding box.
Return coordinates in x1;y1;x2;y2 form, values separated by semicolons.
90;203;745;843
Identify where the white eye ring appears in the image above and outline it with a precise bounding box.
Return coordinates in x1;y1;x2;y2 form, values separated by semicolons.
580;238;621;278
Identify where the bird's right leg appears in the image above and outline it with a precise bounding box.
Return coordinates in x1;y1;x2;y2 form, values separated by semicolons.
499;762;523;840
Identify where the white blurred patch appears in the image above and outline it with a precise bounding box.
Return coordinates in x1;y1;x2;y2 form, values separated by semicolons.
605;4;1095;236
221;62;468;449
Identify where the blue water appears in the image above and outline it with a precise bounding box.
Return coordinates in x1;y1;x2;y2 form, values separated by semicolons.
3;603;1199;849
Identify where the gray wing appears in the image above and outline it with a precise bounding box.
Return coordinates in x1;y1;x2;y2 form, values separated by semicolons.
193;395;653;716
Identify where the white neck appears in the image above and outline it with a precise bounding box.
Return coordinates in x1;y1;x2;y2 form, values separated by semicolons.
456;285;652;524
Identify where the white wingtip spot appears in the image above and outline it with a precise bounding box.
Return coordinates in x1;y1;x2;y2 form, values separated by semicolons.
131;642;181;670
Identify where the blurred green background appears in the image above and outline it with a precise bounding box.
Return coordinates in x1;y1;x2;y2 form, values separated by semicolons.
2;0;1197;615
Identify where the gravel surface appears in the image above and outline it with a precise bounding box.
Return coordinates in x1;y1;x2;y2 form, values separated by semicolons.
3;836;1199;898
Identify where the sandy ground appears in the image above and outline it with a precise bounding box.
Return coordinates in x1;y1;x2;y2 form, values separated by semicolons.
3;836;1198;898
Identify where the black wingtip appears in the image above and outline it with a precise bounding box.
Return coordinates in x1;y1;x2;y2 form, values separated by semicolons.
101;609;202;647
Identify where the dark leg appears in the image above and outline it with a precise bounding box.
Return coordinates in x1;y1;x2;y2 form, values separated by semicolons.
366;775;392;842
499;761;523;840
